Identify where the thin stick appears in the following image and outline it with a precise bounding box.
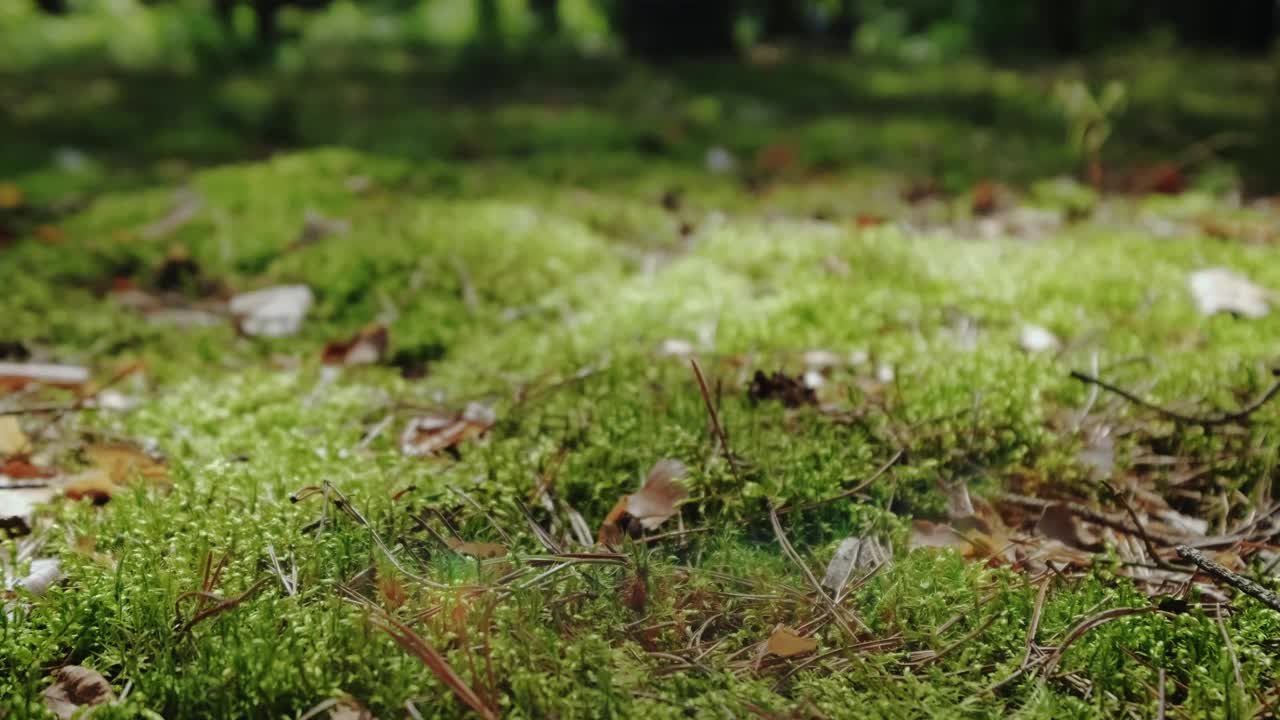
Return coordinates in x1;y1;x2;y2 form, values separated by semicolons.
176;577;270;637
1101;482;1179;571
1157;668;1166;720
1041;606;1162;677
776;449;903;515
1000;493;1183;547
690;358;743;485
1020;577;1050;670
1176;545;1280;614
768;502;868;638
1069;369;1280;427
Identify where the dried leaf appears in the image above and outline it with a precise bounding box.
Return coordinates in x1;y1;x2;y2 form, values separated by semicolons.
1036;504;1102;552
0;416;30;456
909;520;973;556
43;666;115;720
748;370;816;408
821;537;889;595
766;626;817;657
85;444;169;485
331;696;375;720
971;180;999;216
400;403;496;457
1;457;55;479
62;469;117;504
598;459;689;544
1189;268;1272;318
626;459;688;530
322;325;389;366
0;361;90;392
6;558;62;597
447;539;508;559
229;285;314;337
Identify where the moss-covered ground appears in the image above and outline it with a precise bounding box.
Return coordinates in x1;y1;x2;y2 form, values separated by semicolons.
3;47;1280;719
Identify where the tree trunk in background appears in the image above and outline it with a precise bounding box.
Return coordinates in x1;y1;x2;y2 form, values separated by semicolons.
34;0;68;14
530;0;559;35
253;0;280;46
1043;0;1081;55
761;0;805;42
617;0;737;59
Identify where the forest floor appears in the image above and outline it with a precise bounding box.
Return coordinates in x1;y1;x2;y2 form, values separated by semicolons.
3;50;1280;719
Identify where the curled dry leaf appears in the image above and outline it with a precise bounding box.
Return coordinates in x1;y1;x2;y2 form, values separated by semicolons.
400;403;496;457
0;416;31;456
766;626;818;658
447;539;508;559
230;285;314;337
322;324;389;366
1189;268;1272;318
44;666;115;720
1;457;55;479
598;459;689;545
821;536;889;596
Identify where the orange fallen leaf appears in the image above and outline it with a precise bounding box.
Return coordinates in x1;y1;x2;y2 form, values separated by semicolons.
0;457;55;479
322;324;389;366
766;626;817;657
43;666;114;720
36;225;63;244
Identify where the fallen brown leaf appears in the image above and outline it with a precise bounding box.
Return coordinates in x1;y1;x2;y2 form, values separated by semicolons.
766;626;817;657
322;325;389;366
43;666;115;720
331;695;375;720
598;459;689;545
0;457;55;479
85;444;169;485
378;574;409;610
1036;504;1103;552
971;180;999;216
400;403;496;457
748;370;816;408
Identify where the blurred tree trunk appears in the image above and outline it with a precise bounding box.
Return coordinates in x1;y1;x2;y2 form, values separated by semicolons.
1043;0;1081;55
761;0;805;42
617;0;737;59
254;0;280;46
531;0;559;35
34;0;68;14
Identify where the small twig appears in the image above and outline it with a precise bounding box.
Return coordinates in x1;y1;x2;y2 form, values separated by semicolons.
176;577;270;637
690;358;744;485
1157;667;1166;720
1176;545;1280;614
1020;577;1051;670
1000;493;1183;547
776;449;903;515
1041;606;1162;677
1215;608;1245;705
768;502;868;638
1101;482;1179;571
1069;368;1280;427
